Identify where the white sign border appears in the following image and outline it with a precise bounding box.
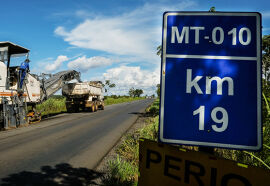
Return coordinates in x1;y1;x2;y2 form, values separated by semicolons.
159;12;262;150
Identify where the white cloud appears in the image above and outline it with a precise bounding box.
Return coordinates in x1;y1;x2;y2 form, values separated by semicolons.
263;27;270;32
54;1;196;62
55;19;154;59
103;65;160;95
53;1;196;94
44;55;69;72
67;56;112;72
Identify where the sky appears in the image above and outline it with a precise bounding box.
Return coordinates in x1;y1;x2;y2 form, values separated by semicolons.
2;0;270;96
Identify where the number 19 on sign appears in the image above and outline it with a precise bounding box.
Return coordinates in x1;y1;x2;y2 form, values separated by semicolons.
193;106;228;132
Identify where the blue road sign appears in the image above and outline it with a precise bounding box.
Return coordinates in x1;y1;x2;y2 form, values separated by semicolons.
159;12;262;150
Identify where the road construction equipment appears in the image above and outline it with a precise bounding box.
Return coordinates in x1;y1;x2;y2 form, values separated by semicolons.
62;81;104;112
0;41;80;129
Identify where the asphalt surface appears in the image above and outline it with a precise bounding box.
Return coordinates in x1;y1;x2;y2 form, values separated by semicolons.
0;99;153;184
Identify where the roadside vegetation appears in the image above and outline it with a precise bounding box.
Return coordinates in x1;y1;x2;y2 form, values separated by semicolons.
35;95;146;116
36;95;66;116
101;99;159;185
104;96;145;106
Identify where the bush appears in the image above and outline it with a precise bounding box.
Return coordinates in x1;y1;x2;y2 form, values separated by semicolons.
111;95;118;99
36;97;66;116
148;106;159;116
103;100;159;185
103;155;138;186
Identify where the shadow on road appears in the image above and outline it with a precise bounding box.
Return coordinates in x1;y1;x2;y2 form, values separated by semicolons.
128;112;158;117
1;163;103;186
41;111;67;119
128;112;145;116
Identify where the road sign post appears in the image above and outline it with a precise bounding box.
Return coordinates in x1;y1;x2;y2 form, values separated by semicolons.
159;12;262;150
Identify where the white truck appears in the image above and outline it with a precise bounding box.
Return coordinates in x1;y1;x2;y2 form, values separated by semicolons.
62;81;104;112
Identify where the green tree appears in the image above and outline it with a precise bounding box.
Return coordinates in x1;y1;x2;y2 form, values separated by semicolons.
156;84;160;98
134;89;143;97
209;7;216;12
263;35;270;89
128;87;135;97
128;88;143;97
251;35;270;169
103;80;116;95
262;35;270;124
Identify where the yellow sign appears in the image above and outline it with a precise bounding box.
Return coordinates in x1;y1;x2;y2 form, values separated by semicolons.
138;139;270;186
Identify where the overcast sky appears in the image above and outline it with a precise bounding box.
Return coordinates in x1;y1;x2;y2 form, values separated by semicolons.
2;0;270;95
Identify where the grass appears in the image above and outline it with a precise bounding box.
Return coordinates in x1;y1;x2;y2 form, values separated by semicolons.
104;97;145;106
102;155;138;186
36;96;66;116
101;99;159;185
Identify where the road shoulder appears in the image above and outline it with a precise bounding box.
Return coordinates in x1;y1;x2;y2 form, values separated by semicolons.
94;112;149;178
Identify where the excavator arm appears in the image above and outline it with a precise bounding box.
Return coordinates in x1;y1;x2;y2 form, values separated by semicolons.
40;70;81;103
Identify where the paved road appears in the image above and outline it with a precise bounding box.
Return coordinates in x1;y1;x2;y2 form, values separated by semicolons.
0;99;153;183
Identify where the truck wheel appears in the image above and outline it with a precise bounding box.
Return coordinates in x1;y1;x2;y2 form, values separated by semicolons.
80;106;85;111
74;106;79;112
91;104;95;112
101;103;105;110
66;107;73;113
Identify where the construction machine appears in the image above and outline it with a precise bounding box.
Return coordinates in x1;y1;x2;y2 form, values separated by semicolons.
0;42;80;129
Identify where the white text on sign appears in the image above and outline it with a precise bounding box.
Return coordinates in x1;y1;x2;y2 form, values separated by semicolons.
186;69;234;96
186;69;232;132
171;26;251;45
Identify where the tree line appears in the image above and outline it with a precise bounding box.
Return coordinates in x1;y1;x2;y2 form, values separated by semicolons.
102;80;146;97
128;87;144;97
